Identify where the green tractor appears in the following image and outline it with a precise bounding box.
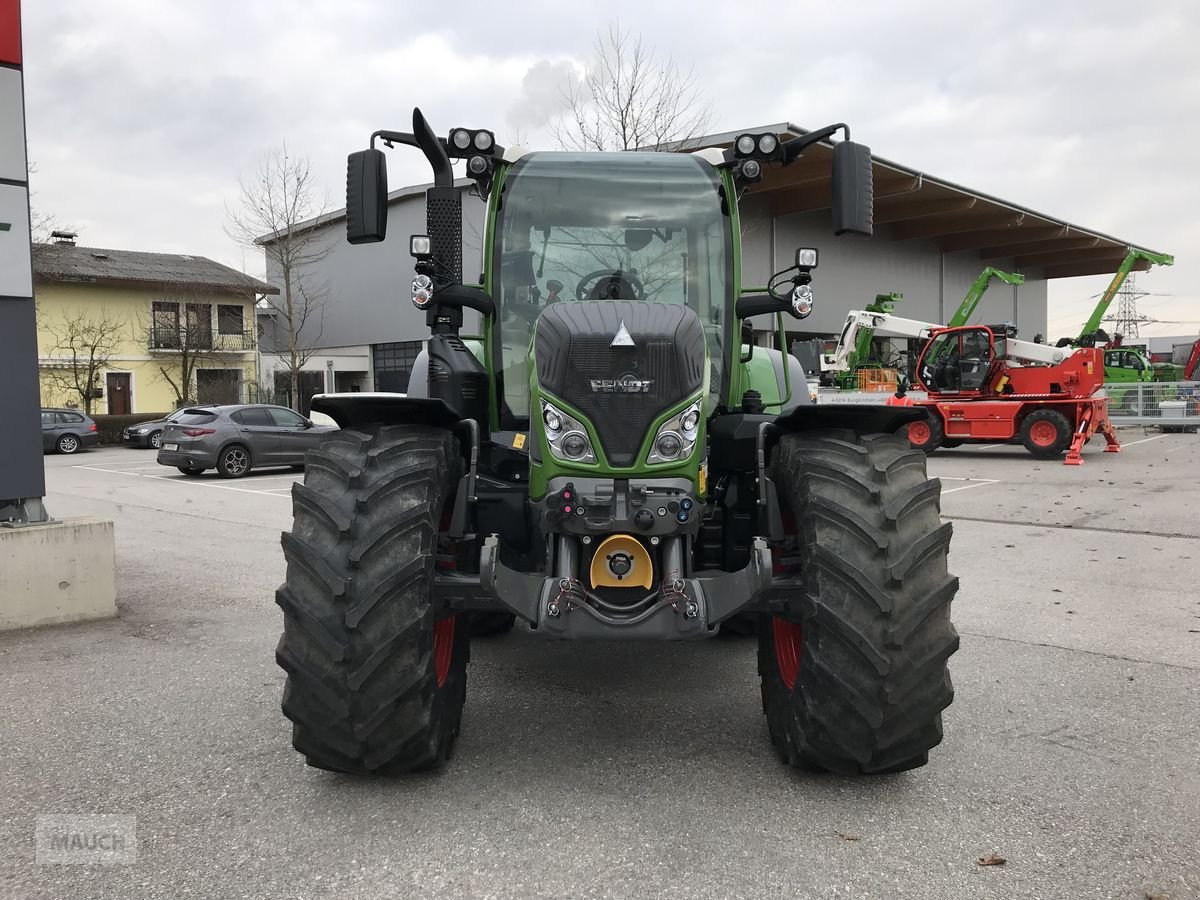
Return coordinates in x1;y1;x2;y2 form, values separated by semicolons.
275;109;959;776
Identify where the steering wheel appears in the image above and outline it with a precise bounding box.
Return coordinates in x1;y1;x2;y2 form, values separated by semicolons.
575;269;645;302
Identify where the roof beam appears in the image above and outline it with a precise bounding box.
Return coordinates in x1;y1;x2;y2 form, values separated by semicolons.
765;182;834;217
1038;258;1153;280
1013;246;1129;268
938;225;1068;253
874;174;923;198
874;196;978;225
979;236;1100;260
890;212;1026;242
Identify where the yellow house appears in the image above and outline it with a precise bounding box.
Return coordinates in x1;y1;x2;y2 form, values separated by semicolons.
33;237;278;415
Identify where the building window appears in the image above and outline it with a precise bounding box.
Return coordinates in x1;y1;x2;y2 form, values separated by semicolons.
152;301;180;349
372;341;424;393
217;304;244;335
186;303;213;349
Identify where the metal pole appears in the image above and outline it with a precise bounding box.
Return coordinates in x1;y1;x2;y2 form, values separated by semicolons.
0;0;49;525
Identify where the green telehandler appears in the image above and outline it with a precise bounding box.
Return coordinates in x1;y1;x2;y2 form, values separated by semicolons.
274;109;958;776
1056;247;1174;384
825;267;1024;390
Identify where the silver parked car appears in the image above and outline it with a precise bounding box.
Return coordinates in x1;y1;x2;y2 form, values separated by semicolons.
155;404;337;478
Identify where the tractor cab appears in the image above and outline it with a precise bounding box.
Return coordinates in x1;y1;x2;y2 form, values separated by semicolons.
917;325;1003;395
488;152;731;428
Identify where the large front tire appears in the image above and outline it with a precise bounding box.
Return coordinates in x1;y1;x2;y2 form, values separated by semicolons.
275;424;468;775
759;430;959;774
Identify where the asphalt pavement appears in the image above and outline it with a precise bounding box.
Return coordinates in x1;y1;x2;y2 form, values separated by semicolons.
1;433;1197;900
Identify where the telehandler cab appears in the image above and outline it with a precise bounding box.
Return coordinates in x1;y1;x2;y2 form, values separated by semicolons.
275;109;959;776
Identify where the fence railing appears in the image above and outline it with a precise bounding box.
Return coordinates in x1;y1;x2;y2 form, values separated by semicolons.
149;329;256;352
1105;382;1199;427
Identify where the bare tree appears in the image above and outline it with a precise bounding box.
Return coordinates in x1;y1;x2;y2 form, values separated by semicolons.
227;145;332;411
143;286;250;408
555;23;712;152
41;308;128;415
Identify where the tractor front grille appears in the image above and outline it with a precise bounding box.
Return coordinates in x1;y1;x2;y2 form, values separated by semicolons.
535;301;705;467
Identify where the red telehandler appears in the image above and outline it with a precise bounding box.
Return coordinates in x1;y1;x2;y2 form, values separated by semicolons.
829;313;1122;464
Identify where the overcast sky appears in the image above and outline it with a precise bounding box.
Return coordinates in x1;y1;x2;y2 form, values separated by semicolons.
19;0;1200;341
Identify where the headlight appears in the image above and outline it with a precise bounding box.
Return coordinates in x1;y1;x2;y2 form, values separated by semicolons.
541;400;595;464
758;134;778;155
735;134;756;155
412;273;434;309
648;397;703;465
451;129;472;150
791;283;814;318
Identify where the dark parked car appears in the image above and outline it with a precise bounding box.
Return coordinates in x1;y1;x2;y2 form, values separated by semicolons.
122;408;199;449
156;404;337;478
41;408;100;454
122;410;201;448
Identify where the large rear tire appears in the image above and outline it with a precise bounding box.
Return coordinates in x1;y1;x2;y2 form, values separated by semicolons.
275;424;468;775
759;430;958;774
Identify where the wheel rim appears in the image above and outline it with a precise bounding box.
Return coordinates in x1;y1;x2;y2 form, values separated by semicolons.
433;617;455;687
60;436;78;453
772;617;804;691
1029;420;1059;447
907;421;931;447
151;432;161;448
225;449;248;474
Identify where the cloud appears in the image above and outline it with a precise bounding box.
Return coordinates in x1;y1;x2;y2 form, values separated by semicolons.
16;0;1199;337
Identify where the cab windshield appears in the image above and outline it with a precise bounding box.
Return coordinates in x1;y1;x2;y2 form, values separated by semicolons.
491;152;731;425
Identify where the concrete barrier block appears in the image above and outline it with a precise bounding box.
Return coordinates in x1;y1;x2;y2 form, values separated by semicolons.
0;517;117;631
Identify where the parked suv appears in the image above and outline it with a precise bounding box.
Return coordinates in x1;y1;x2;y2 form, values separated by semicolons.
41;409;99;454
156;404;337;478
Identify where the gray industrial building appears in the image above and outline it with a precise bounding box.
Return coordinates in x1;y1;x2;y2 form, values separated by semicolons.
257;123;1159;406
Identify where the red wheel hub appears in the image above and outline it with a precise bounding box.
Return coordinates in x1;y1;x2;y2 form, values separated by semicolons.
907;421;931;447
433;617;455;687
772;617;804;690
1029;420;1059;447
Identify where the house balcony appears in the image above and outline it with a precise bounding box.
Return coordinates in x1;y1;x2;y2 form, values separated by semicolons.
149;329;257;353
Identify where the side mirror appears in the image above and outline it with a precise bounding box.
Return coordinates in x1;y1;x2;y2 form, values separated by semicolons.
303;418;314;429
831;141;873;237
346;149;388;244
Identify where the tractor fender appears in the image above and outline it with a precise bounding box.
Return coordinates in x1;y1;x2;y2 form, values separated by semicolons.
310;392;462;430
773;404;927;437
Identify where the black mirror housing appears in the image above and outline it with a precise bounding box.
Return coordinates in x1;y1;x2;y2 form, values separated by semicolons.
831;141;873;237
346;149;388;244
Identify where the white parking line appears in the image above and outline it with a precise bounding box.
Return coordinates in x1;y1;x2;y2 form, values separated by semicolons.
941;480;1000;494
1120;434;1171;448
71;464;293;498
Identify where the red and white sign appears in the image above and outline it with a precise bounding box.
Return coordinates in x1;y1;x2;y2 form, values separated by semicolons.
0;0;21;67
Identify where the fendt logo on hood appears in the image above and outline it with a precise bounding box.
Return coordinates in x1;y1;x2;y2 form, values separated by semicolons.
590;373;653;394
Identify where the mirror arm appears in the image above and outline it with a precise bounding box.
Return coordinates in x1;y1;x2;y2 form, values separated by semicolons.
436;284;495;317
736;294;792;319
370;130;418;150
781;123;848;165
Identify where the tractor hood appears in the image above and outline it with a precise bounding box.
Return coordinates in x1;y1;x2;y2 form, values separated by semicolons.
533;301;706;467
